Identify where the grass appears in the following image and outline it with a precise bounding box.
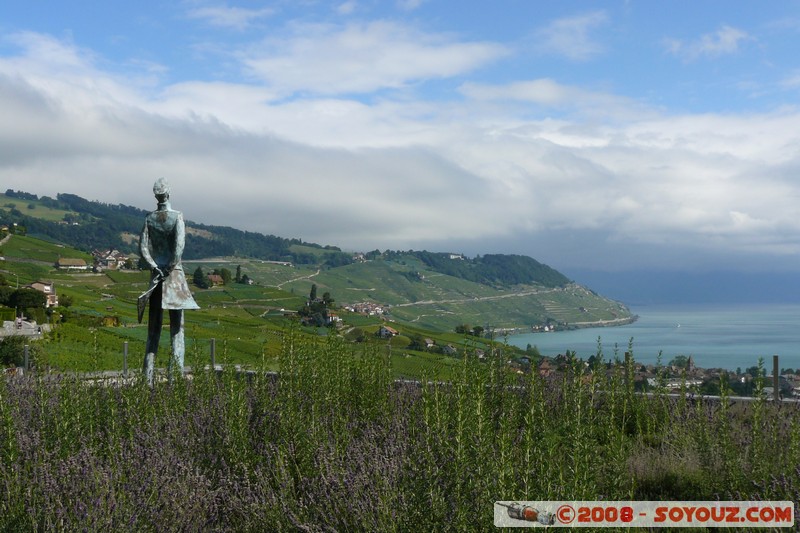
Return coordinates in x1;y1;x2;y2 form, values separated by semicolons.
0;194;80;223
0;248;511;378
0;336;797;531
1;235;92;264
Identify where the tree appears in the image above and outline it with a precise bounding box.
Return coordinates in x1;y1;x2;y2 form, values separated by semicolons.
9;289;46;310
746;365;763;379
193;266;209;289
0;335;40;367
526;344;542;358
472;325;484;337
668;355;690;369
0;286;13;306
455;324;471;335
59;294;74;308
408;334;426;351
219;268;232;285
322;291;334;306
309;284;317;302
298;300;328;327
700;377;722;396
235;265;242;283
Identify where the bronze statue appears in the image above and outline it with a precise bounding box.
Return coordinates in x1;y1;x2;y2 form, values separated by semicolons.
138;178;199;384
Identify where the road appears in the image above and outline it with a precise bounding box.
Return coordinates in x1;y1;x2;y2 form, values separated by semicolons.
391;287;555;308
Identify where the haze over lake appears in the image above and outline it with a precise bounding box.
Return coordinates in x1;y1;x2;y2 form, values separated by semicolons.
507;303;800;372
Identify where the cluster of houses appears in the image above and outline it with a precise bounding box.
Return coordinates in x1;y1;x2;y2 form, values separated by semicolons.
53;249;132;272
91;249;130;270
513;353;800;398
343;301;389;316
2;249;134;316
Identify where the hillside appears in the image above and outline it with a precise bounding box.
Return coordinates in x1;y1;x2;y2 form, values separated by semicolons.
1;189;633;332
182;254;631;332
1;190;347;266
0;235;503;377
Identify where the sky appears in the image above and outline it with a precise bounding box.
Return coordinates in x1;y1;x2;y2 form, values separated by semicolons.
2;1;800;284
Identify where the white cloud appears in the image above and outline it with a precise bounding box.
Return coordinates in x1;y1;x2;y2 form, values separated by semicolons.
1;30;800;272
535;11;609;61
336;1;358;15
458;78;654;121
665;25;751;61
240;21;509;96
187;5;274;31
780;71;800;89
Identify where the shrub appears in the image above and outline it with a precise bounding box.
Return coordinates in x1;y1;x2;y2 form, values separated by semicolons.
0;335;40;367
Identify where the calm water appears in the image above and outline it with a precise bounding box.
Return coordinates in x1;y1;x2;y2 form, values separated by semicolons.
507;303;800;371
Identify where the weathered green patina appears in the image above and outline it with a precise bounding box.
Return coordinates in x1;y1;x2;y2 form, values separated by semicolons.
139;178;199;384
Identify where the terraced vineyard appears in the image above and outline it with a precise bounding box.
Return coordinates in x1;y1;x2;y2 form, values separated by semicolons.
197;254;633;332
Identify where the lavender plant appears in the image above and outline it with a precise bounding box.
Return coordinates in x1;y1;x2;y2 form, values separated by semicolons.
0;335;798;531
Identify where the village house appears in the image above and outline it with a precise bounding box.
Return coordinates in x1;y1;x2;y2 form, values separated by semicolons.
55;258;89;271
26;281;58;307
442;344;459;356
207;274;224;286
326;312;342;326
538;358;555;377
92;249;129;270
377;325;398;338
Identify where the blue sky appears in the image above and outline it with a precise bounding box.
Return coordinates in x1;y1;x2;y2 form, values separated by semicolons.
2;1;800;278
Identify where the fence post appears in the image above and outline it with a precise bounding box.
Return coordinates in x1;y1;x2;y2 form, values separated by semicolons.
773;355;780;402
210;338;216;369
23;344;29;372
123;341;128;378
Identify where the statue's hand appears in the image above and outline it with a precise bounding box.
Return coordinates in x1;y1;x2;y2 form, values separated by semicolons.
154;267;166;281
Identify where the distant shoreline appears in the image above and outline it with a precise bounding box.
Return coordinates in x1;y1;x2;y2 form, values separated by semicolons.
566;315;640;330
505;303;800;371
492;314;639;338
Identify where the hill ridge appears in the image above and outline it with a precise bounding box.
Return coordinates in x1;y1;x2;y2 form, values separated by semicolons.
1;190;633;330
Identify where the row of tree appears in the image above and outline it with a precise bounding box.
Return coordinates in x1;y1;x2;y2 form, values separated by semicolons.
191;265;251;289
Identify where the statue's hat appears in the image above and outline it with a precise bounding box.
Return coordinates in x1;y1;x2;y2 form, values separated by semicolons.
153;177;171;196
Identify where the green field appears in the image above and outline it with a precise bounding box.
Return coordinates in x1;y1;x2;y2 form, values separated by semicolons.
0;193;82;223
1;234;92;265
1;236;512;377
0;235;631;377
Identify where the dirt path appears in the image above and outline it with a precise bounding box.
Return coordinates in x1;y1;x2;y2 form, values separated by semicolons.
275;269;320;289
392;287;554;308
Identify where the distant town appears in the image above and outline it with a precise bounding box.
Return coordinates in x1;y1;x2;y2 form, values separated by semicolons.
514;352;799;400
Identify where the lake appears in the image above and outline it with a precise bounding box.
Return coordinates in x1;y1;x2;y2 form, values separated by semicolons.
506;303;800;371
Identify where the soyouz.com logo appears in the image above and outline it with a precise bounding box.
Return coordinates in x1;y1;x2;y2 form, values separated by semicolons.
493;501;795;528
